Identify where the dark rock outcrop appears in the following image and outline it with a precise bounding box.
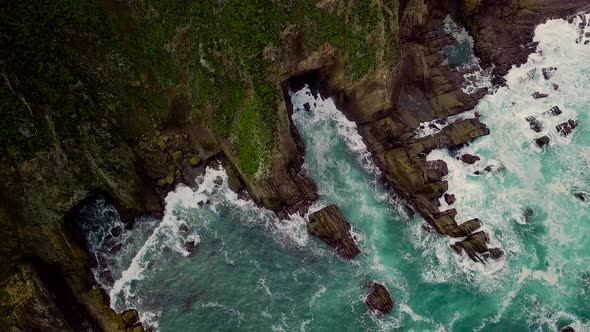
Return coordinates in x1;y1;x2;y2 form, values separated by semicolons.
526;116;544;133
307;205;360;259
450;231;492;262
532;92;549;99
560;326;576;332
575;192;588;201
184;241;198;256
556;119;579;136
365;283;394;314
444;193;456;205
544;106;563;116
461;154;481;164
535;136;550;148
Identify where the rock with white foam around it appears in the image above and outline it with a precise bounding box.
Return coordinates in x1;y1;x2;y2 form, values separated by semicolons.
307;205;360;259
535;136;550;148
544;106;562;116
526;116;544;133
556;119;579;137
532;91;549;99
365;283;394;314
460;153;481;164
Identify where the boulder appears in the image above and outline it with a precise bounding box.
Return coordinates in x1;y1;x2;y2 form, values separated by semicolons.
461;154;481;164
526;116;544;133
365;283;394;314
444;193;456;205
532;92;549;99
307;205;360;259
560;326;576;332
488;248;504;260
556;119;579;136
552;83;559;90
535;136;550;148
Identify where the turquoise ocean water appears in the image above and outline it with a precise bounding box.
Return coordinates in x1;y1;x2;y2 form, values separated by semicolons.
80;15;590;331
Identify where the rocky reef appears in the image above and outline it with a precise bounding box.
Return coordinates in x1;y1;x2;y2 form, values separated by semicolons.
2;0;590;330
307;205;360;259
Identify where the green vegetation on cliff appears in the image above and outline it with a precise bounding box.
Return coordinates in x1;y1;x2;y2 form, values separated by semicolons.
1;0;398;173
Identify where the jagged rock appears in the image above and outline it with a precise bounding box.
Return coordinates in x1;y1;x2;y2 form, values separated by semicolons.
179;223;189;234
303;102;311;112
544;106;562;116
110;226;123;237
553;83;559;90
542;67;557;80
526;116;544;132
461;154;481;164
444;193;456;205
535;136;550;148
307;205;360;259
184;241;198;256
450;231;490;262
560;326;576;332
365;283;394;314
556;119;579;136
488;248;504;260
532;92;549;99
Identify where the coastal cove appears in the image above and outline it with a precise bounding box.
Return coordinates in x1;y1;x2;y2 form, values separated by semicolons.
81;14;590;330
1;1;590;331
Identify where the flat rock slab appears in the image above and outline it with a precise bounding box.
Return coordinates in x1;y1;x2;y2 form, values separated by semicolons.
308;205;360;259
366;283;394;314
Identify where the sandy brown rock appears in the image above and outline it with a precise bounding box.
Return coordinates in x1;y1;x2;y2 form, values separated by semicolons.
308;205;360;259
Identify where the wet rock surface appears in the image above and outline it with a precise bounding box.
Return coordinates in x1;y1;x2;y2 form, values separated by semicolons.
307;205;360;259
526;116;544;133
556;119;579;136
365;283;394;314
532;92;549;99
461;154;481;164
535;136;551;148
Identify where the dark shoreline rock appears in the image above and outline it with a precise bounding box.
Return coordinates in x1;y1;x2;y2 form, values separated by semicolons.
365;283;394;314
535;136;550;148
307;205;360;259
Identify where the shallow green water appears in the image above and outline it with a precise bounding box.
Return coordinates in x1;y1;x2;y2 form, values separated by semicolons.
81;15;590;331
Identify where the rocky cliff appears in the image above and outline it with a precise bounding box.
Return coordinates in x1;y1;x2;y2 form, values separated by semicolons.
1;0;589;330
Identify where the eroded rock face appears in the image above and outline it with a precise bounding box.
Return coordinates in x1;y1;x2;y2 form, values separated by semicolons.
307;205;360;259
365;283;394;314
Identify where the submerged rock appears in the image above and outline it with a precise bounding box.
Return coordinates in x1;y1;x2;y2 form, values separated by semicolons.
560;326;576;332
461;154;481;164
532;91;549;99
526;116;544;132
522;207;535;223
307;205;360;259
365;283;394;314
556;119;579;136
535;135;551;148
